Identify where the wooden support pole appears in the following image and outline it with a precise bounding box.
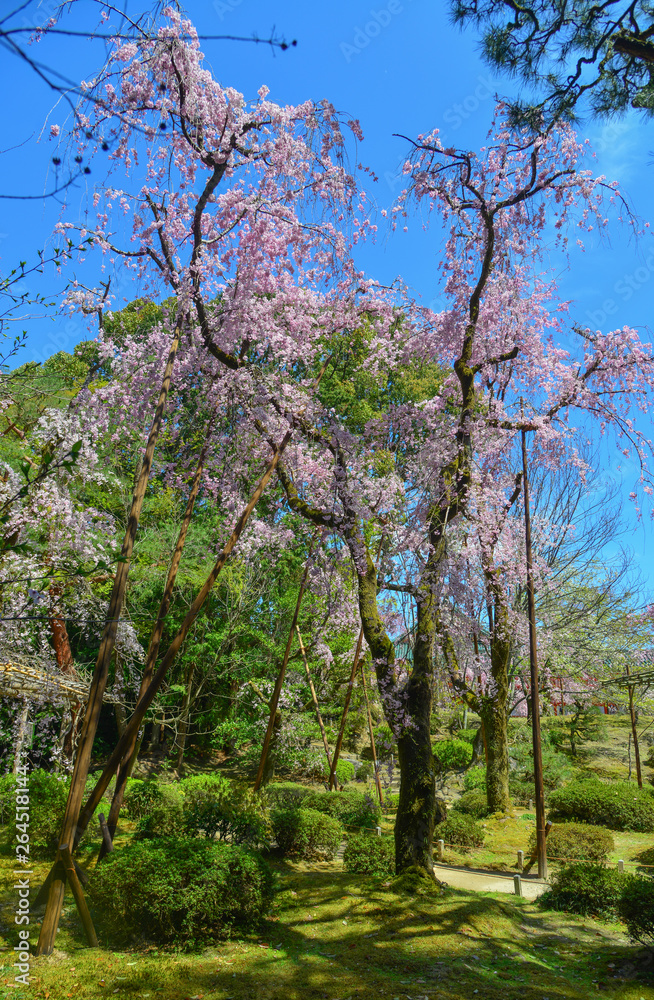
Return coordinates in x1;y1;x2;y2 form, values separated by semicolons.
296;626;333;775
37;317;184;957
522;423;548;881
328;626;364;791
253;537;317;791
30;430;293;922
360;658;383;805
99;435;210;859
626;663;643;789
60;844;98;947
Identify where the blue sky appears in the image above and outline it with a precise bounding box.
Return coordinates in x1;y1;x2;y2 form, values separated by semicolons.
1;0;653;598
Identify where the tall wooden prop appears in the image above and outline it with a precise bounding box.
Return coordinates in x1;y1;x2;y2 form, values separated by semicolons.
253;537;317;792
37;315;184;956
625;663;643;788
521;425;547;880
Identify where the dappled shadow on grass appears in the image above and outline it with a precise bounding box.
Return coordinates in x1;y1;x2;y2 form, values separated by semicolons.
27;858;654;1000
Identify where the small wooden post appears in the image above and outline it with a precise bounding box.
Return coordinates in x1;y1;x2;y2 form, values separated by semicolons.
517;849;524;871
60;844;98;947
513;874;523;897
436;839;444;861
98;813;113;855
618;859;624;872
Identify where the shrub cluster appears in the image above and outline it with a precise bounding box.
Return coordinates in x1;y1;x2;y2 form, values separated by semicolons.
432;738;473;771
271;807;342;859
123;778;164;820
453;789;489;819
343;832;394;878
540;862;625;918
305;787;381;829
135;784;185;840
530;822;614;862
181;775;270;847
90;837;274;948
435;812;485;850
549;779;654;832
265;782;315;811
463;766;486;792
321;759;355;786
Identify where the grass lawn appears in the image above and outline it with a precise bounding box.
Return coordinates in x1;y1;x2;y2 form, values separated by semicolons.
1;845;654;1000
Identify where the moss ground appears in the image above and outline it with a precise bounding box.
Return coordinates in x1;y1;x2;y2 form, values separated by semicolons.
1;843;654;1000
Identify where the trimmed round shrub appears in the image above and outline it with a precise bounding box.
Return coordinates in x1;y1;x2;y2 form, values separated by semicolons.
123;778;163;820
305;787;381;828
355;760;374;781
343;832;394;878
271;807;343;859
322;759;356;786
265;782;315;811
617;874;654;947
7;770;68;855
90;837;275;947
453;789;490;819
432;739;473;771
435;812;485;850
539;862;625;918
463;765;486;792
455;729;478;745
135;785;185;840
549;779;654;832
181;775;270;847
530;822;614;862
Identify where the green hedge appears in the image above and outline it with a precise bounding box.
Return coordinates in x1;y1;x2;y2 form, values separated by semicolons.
539;862;626;919
181;775;270;847
435;812;485;850
271;807;343;859
618;874;654;947
532;822;614;862
343;832;394;878
304;787;381;828
549;779;654;832
265;782;316;811
90;837;274;948
432;739;473;771
452;789;489;819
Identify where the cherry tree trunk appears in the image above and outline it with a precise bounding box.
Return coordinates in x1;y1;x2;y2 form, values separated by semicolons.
479;697;510;812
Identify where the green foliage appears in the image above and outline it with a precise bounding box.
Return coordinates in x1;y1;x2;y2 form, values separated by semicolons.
354;760;374;781
181;774;270;847
135;784;185;840
432;738;473;771
539;862;626;919
455;729;478;745
509;727;573;793
305;788;381;828
6;770;68;855
90;837;275;948
265;782;316;811
435;812;485;850
546;709;607;759
453;789;490;819
271;807;343;859
343;832;394;878
322;759;355;785
463;765;486;792
0;773;16;825
372;725;396;759
530;822;614;862
618;875;654;947
549;779;654;832
123;778;164;820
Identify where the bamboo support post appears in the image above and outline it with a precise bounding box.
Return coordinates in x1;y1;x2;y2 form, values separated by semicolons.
60;844;98;947
296;626;333;775
37;317;184;957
